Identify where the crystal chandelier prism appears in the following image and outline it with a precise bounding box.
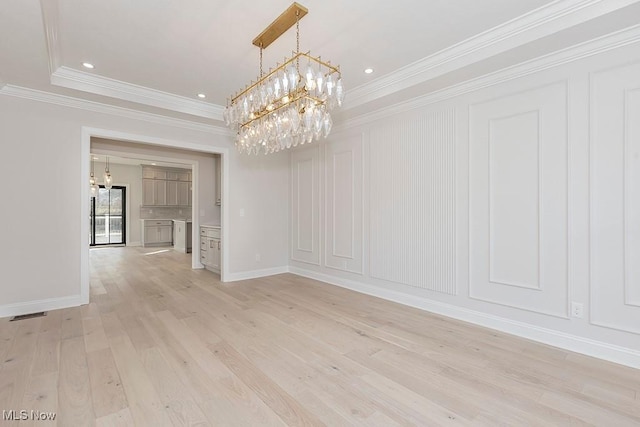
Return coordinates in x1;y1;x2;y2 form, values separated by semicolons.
223;3;344;155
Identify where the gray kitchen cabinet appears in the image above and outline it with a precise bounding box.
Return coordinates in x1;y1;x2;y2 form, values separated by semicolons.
141;220;173;247
154;180;167;206
199;225;221;273
142;166;191;207
177;181;190;206
166;180;178;206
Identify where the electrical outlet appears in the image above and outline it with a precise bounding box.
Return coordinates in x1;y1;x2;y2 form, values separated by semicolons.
255;253;261;262
571;302;584;318
240;208;245;217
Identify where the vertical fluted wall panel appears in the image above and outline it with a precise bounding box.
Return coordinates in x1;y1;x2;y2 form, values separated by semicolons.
369;108;456;295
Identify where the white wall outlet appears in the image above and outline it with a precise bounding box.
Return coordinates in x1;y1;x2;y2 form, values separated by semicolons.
240;208;245;217
255;253;261;262
571;302;584;318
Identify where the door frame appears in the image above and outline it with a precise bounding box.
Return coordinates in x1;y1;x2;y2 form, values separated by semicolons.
90;185;127;246
81;127;230;305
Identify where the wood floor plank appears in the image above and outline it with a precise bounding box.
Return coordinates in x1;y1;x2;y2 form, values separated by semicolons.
211;341;326;427
95;407;135;427
140;347;210;426
0;318;42;424
60;308;84;341
86;347;128;418
106;332;173;426
57;337;95;427
20;371;58;427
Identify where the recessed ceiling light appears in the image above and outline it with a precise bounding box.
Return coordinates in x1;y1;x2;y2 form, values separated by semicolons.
92;156;99;160
82;62;95;69
197;93;206;99
364;68;374;74
151;163;157;166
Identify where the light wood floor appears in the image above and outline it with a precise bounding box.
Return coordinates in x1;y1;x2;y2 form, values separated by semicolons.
1;247;639;426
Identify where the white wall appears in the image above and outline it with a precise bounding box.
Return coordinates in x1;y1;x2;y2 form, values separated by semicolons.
0;95;289;316
289;34;640;367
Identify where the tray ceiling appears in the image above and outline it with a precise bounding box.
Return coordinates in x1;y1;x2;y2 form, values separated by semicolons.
1;0;639;126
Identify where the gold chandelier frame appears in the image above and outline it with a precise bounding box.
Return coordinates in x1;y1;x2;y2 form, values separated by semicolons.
226;2;342;131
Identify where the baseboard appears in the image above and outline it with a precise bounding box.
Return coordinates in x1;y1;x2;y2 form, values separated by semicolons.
128;241;142;247
0;295;84;319
289;266;640;370
224;266;290;282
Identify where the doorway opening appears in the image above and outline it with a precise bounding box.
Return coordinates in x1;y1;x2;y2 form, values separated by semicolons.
90;185;126;246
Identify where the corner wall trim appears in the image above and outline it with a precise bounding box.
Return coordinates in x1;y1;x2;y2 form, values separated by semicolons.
224;266;290;282
288;266;640;370
0;295;83;319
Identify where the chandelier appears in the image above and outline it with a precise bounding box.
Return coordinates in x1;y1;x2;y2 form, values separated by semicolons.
223;2;344;155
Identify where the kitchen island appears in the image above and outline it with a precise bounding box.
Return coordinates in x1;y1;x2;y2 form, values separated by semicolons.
173;219;192;253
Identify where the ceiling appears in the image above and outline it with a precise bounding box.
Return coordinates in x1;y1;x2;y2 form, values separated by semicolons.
2;0;639;127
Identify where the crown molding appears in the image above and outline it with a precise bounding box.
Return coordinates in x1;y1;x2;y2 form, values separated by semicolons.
39;0;62;74
0;84;233;136
336;24;640;131
50;66;224;120
345;0;640;111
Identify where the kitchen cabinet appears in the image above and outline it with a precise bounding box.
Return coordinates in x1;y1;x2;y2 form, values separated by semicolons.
167;181;190;206
155;180;167;205
141;220;173;247
200;225;221;273
142;178;167;206
178;181;190;206
142;166;191;207
167;180;178;206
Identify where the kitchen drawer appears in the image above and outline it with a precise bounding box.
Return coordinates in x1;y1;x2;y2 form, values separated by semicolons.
200;254;207;264
206;228;220;238
146;220;172;226
200;239;207;251
200;227;220;238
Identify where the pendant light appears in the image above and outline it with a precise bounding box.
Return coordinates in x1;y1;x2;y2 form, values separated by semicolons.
104;156;113;190
90;157;99;198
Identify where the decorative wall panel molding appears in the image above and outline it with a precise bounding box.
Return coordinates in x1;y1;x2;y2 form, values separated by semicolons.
590;62;640;334
469;82;569;318
325;134;364;274
291;146;320;265
369;108;456;295
489;110;542;290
